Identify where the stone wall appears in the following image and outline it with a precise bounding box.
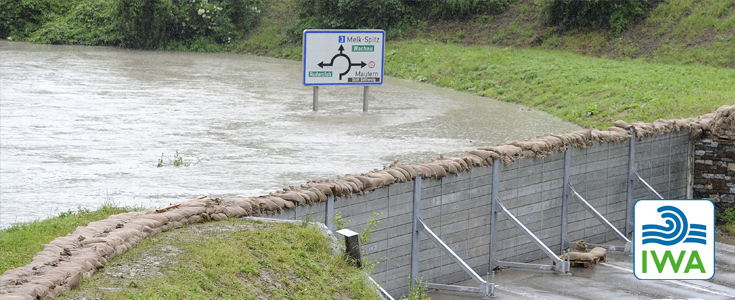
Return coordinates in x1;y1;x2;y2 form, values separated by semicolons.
694;135;735;210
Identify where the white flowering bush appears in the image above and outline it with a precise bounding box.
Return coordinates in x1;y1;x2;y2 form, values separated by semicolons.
117;0;260;50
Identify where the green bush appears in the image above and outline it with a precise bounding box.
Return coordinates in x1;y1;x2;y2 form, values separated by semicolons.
0;0;74;40
543;0;659;36
290;0;515;41
410;0;515;20
716;208;735;224
28;0;120;45
295;0;410;31
117;0;260;50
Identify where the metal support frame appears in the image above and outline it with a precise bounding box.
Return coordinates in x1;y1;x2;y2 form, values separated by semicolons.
626;128;635;236
494;199;570;273
568;183;632;252
410;175;421;289
490;158;570;275
561;147;633;252
633;169;664;199
411;176;494;298
369;276;394;300
325;195;334;231
561;148;571;251
489;160;499;271
625;128;666;236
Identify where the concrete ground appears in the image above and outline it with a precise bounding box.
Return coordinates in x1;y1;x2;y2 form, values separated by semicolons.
425;242;735;300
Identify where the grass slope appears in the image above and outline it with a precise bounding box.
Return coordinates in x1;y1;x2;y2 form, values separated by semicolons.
404;0;735;68
0;203;138;274
385;39;734;129
60;218;380;300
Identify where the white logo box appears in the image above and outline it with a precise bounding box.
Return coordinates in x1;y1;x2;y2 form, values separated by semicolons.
634;199;715;280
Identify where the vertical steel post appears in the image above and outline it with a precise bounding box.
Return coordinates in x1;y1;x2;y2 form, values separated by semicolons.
325;195;334;231
313;86;319;111
626;128;636;237
489;159;499;272
411;175;422;289
363;86;369;112
561;147;571;252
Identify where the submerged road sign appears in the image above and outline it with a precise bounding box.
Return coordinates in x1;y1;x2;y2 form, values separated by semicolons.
303;30;385;86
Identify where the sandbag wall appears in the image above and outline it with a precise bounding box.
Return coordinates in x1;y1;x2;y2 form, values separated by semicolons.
5;107;727;299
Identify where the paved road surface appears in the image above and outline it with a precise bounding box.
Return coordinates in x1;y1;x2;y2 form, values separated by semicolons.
425;242;735;300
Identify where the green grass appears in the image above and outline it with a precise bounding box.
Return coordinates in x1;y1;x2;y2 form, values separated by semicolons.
0;202;139;274
385;39;735;128
60;218;380;300
232;0;302;59
401;0;734;69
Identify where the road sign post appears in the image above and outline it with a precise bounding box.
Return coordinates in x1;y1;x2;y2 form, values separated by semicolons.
303;30;385;111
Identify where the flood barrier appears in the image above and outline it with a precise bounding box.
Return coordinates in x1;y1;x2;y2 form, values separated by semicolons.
2;106;731;300
271;122;696;296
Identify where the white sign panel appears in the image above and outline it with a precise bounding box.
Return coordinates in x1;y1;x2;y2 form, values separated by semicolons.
303;30;385;86
634;199;715;280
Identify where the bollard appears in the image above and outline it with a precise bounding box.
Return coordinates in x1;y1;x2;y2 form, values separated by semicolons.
336;228;362;268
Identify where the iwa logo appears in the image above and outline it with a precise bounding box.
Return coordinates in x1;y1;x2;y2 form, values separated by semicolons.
634;199;714;280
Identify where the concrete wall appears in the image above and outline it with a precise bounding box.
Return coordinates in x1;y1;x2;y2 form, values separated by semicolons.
269;130;691;296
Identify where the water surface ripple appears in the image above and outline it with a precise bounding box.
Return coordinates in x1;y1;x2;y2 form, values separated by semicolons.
0;41;580;228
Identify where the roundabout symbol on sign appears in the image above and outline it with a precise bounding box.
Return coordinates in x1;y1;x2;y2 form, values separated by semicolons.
317;45;366;80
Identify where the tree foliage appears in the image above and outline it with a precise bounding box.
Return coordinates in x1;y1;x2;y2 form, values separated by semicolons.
292;0;515;40
0;0;260;51
116;0;261;50
544;0;659;36
28;1;120;45
0;0;74;40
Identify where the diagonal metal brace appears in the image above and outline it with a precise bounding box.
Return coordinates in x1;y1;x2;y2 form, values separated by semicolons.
568;183;632;252
418;217;494;297
495;199;570;274
633;169;664;199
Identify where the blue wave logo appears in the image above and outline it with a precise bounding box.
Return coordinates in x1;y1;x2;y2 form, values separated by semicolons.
642;206;707;246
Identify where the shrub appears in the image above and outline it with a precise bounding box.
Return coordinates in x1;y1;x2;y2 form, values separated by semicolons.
0;0;75;40
290;0;515;41
28;0;120;45
116;0;261;50
543;0;659;36
410;0;515;20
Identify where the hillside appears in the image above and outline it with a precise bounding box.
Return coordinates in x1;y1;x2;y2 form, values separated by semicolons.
240;0;734;69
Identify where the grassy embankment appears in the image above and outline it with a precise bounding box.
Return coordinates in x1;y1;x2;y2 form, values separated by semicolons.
59;218;379;300
0;203;138;274
408;0;735;69
239;0;734;129
385;40;734;129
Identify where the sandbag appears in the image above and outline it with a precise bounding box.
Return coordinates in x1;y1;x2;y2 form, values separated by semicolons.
589;247;607;258
571;240;587;253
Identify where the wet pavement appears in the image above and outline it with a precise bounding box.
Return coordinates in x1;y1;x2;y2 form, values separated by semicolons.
427;242;735;300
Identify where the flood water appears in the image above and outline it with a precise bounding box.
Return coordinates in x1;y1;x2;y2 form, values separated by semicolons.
0;41;580;228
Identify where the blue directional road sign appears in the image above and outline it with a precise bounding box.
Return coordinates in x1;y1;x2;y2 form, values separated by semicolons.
303;30;385;86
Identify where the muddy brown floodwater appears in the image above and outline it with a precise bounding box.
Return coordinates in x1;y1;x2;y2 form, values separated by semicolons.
0;41;579;228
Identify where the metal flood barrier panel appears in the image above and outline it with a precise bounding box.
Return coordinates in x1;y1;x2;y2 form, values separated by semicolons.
268;129;691;297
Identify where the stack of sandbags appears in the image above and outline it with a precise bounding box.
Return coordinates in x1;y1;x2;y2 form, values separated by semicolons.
711;105;735;139
559;240;607;265
0;195;265;299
